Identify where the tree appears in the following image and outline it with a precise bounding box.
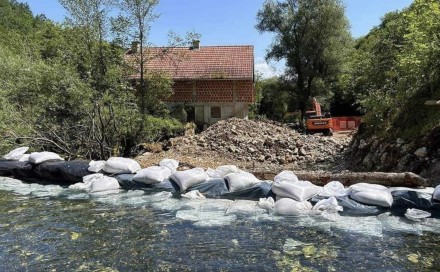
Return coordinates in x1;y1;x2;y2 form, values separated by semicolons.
115;0;160;115
256;0;352;118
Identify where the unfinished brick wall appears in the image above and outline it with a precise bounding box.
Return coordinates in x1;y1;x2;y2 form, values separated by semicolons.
170;81;193;102
196;81;233;102
235;81;254;102
166;80;254;103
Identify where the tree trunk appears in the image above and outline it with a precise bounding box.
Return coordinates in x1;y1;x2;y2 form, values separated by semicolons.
253;171;428;187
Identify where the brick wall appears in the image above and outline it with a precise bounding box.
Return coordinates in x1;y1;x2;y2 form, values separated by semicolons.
235;81;254;102
166;80;254;103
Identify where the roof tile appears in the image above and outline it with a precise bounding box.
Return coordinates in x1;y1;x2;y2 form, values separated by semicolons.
125;45;254;80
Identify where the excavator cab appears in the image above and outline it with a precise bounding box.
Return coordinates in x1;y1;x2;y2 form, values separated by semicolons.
305;98;333;136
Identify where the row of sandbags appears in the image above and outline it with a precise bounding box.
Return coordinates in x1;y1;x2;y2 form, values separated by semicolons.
2;147;440;220
70;159;440;220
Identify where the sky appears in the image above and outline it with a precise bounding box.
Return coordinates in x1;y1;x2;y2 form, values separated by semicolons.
19;0;413;78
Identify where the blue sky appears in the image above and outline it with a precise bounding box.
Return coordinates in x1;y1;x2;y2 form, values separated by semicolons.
19;0;413;77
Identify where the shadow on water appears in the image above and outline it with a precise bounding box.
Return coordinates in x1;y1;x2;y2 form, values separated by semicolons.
1;183;440;271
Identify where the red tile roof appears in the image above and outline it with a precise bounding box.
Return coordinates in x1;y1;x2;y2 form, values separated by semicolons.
125;45;254;80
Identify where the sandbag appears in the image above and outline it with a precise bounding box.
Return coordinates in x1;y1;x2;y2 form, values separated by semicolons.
170;168;208;193
274;170;299;183
272;179;321;202
71;173;120;193
132;166;172;184
312;197;343;213
336;196;385;216
3;147;29;161
33;161;90;185
405;208;431;222
116;174;175;192
224;171;260;192
90;175;120;193
19;154;30;162
390;190;440;217
102;157;141;174
349;183;393;208
318;181;349;197
274;198;312;216
258;197;275;211
153;179;176;192
0;160;33;177
159;159;179;173
29;151;64;164
434;185;440;202
206;165;241;178
58;161;91;184
181;190;206;199
223;182;272;200
187;178;228;198
88;160;106;173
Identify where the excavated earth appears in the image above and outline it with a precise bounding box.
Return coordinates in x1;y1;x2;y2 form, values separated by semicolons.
136;118;353;174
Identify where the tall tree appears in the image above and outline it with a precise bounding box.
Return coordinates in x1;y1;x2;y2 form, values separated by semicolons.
115;0;159;115
256;0;352;118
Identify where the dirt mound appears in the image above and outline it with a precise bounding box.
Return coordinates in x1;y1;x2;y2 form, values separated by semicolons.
137;118;352;172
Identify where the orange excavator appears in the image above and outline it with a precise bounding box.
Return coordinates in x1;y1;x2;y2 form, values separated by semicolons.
305;98;333;136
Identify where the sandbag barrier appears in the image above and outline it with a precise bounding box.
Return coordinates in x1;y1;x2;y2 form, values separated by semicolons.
1;148;440;221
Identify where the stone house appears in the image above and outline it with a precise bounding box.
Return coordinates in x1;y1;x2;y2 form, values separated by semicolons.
125;41;255;127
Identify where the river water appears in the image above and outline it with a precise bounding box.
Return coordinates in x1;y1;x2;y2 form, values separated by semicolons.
1;177;439;271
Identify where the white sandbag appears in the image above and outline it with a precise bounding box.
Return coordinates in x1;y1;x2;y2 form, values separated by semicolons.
28;151;64;164
312;197;343;213
405;208;431;222
132;166;172;184
102;157;141;174
82;173;104;184
274;198;312;216
390;186;435;194
272;179;321;202
224;171;260;192
69;182;92;191
274;170;299;183
18;154;30;162
206;165;241;178
319;181;349;197
433;185;440;201
90;175;121;193
69;173;103;191
75;173;121;193
159;159;179;173
170;168;209;192
258;197;275;211
88;160;106;173
181;190;206;199
349;183;393;207
3;147;29;160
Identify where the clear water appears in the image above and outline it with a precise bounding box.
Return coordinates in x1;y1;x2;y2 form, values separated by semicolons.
1;177;440;272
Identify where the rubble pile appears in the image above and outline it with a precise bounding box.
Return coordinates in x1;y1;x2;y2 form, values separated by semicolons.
167;118;351;169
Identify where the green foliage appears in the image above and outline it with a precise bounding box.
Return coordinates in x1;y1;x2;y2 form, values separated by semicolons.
256;0;353;116
256;77;294;121
141;71;174;116
348;0;440;138
0;0;185;159
170;104;188;123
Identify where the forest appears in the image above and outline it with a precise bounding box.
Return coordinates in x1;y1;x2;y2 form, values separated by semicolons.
0;0;439;160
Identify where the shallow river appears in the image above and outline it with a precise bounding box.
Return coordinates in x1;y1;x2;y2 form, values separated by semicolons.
1;177;439;271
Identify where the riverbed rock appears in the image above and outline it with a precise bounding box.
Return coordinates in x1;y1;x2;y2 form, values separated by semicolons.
414;147;428;158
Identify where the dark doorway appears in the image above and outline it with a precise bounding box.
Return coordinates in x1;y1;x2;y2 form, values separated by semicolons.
186;106;195;123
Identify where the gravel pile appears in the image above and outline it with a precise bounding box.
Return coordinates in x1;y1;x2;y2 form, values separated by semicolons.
166;118;351;169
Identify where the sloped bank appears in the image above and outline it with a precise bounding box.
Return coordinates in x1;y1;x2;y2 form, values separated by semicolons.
345;126;440;186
